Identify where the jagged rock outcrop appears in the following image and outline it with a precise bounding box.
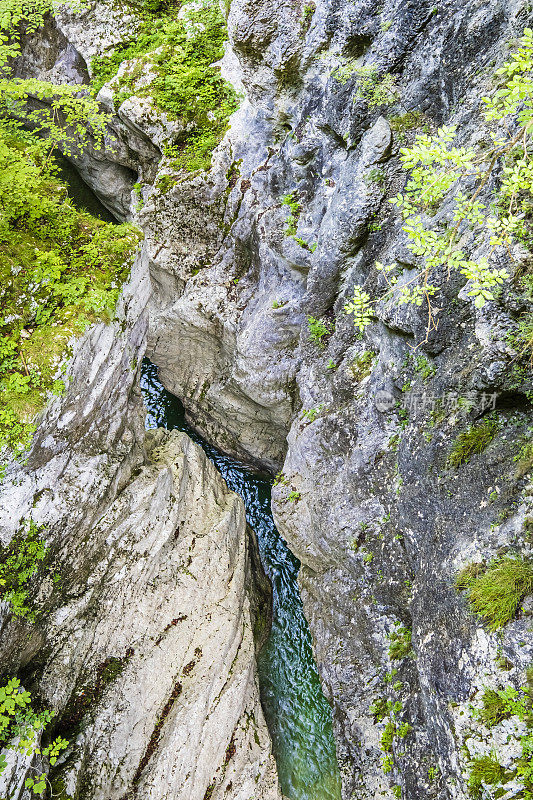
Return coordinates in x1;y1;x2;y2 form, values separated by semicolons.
14;0;533;798
14;3;162;218
0;243;281;799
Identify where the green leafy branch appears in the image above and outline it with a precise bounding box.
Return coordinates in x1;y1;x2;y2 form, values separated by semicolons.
344;29;533;341
0;677;68;797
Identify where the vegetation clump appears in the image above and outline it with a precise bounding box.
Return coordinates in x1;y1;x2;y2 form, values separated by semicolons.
0;129;141;457
281;192;302;236
0;677;68;795
446;419;498;467
467;755;506;798
91;0;239;172
475;685;531;728
0;3;142;461
514;434;533;477
456;555;533;630
387;624;413;660
349;350;375;381
0;519;48;619
307;316;331;347
343;29;533;344
333;62;399;107
465;679;533;799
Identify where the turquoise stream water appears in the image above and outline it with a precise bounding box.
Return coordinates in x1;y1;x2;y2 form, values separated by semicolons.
140;360;341;800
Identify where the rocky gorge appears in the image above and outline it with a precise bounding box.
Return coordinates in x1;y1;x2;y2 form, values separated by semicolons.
1;0;533;799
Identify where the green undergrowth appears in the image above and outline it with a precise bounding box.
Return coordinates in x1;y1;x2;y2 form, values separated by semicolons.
466;682;533;799
0;124;141;460
90;0;239;172
456;556;533;630
475;685;532;728
0;518;48;619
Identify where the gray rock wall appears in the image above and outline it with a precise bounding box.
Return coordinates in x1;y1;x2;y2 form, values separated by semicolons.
0;245;280;798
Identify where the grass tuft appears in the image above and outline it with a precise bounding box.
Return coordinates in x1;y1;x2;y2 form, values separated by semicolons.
456;556;533;630
467;755;505;798
447;419;498;467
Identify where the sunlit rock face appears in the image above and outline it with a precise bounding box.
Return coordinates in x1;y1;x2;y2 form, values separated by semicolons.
15;0;533;798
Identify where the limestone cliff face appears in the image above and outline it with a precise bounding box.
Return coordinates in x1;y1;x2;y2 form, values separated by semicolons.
0;245;280;799
11;0;533;799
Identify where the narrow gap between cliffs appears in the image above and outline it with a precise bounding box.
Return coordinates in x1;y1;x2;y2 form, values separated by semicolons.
60;157;342;800
140;360;342;800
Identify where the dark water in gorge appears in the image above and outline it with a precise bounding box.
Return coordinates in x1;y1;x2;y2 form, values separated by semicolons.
59;153;341;800
54;153;116;222
140;361;342;800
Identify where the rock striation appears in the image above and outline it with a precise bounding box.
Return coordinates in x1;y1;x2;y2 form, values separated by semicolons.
0;244;281;799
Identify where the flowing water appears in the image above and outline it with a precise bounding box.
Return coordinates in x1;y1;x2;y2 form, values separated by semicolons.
59;156;342;799
141;361;342;800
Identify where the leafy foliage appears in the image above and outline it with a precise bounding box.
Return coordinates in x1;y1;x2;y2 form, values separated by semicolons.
344;30;533;341
0;125;141;458
0;677;68;796
344;287;373;332
0;2;109;158
307;316;331;347
0;4;142;461
91;0;238;172
0;519;47;619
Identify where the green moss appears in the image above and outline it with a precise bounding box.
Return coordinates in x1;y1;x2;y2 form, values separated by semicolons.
350;350;376;381
456;556;533;630
515;434;533;477
90;0;238;173
389;111;425;133
447;419;498;467
55;653;133;739
467;755;505;798
508;312;533;359
0;128;141;458
388;625;412;660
